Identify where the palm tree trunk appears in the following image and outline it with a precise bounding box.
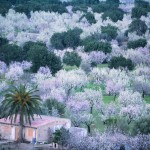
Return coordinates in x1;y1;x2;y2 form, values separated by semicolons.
19;111;24;142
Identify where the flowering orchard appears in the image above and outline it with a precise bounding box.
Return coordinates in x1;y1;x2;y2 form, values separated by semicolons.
0;0;150;149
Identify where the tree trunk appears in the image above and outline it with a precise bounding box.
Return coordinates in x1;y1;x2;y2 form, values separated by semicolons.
87;125;91;134
142;91;145;98
19;111;24;142
114;94;117;101
90;106;93;114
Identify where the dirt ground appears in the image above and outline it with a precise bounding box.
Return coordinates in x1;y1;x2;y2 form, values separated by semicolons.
15;143;65;150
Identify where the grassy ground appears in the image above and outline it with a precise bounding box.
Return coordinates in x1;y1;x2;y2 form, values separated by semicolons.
63;65;78;71
63;64;150;133
97;64;108;68
145;96;150;104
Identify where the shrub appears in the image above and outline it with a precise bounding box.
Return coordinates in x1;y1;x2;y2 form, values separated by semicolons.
132;7;148;19
92;1;119;13
0;1;12;16
0;44;23;65
127;39;147;49
51;28;82;50
51;32;65;50
106;0;120;7
63;28;82;48
26;44;62;73
131;117;150;135
0;37;8;46
63;51;81;67
52;127;70;146
108;56;135;70
101;25;118;40
128;19;147;36
41;4;67;14
43;99;65;117
135;0;150;9
47;52;62;74
83;39;112;54
23;41;46;59
102;9;124;22
72;5;88;13
14;3;41;17
80;12;96;24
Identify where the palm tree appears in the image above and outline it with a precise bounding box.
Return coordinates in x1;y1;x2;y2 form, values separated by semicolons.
1;85;42;142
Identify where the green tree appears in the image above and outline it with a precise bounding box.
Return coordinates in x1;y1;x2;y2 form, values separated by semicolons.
0;44;23;65
47;52;62;74
101;25;118;40
52;127;70;147
26;44;49;72
51;28;82;50
26;43;62;74
128;19;147;36
135;0;150;9
0;85;42;142
83;39;112;54
0;37;8;46
80;12;96;24
106;0;120;7
109;56;134;71
132;7;148;19
102;9;124;22
43;99;65;117
131;117;150;135
127;39;147;49
63;51;82;67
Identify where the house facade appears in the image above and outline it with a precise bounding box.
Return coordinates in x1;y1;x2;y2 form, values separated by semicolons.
0;115;71;142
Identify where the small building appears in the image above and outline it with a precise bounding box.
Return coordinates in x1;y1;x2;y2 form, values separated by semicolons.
0;115;71;142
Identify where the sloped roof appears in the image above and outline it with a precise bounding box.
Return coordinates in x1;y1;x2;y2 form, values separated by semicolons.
0;115;71;129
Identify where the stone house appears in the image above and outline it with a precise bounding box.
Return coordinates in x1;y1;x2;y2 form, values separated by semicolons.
0;115;71;142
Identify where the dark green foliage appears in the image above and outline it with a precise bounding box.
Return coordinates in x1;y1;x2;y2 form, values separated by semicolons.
51;33;65;50
135;0;150;9
26;44;49;72
0;37;8;46
72;0;99;5
72;5;88;13
80;12;96;24
131;0;150;19
23;41;62;74
101;25;118;40
63;28;82;48
43;99;65;117
83;38;112;54
42;4;67;14
52;127;70;146
14;1;67;17
47;52;62;74
109;56;135;70
0;1;12;16
22;41;46;59
132;117;150;135
127;39;147;49
0;44;23;65
128;19;148;36
132;7;148;19
92;3;116;13
51;28;82;50
26;43;62;74
53;130;62;144
102;9;124;22
63;51;82;67
106;0;120;7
